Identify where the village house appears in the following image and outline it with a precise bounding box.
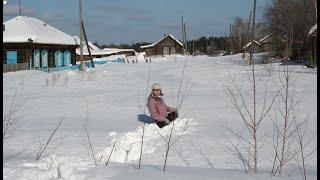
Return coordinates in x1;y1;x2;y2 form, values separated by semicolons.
258;33;285;57
140;34;184;56
242;40;261;53
73;36;136;61
3;16;78;73
243;33;286;57
308;24;317;67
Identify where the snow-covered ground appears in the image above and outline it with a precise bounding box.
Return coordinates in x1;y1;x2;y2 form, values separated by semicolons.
3;53;317;179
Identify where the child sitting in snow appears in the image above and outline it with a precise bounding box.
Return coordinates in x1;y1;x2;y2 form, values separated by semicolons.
147;83;178;128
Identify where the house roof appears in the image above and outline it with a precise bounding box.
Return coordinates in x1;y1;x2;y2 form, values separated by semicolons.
243;40;261;49
308;24;317;36
73;36;136;56
76;46;136;56
140;34;183;49
73;36;101;51
258;33;275;43
3;16;77;45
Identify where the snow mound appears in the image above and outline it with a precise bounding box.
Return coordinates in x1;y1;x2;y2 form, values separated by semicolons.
97;118;197;164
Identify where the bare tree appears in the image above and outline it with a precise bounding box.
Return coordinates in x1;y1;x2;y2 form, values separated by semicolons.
276;65;302;175
162;59;194;172
268;65;310;177
224;65;279;174
294;117;316;180
263;0;316;60
137;69;151;169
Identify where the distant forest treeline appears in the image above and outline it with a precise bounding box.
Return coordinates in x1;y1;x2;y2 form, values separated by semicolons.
93;36;229;54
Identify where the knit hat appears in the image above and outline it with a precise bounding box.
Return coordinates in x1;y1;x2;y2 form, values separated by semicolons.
151;83;161;90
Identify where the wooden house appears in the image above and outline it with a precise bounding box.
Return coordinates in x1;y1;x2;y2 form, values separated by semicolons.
258;33;285;57
140;34;184;56
74;36;136;61
308;24;317;67
3;16;78;73
242;40;261;53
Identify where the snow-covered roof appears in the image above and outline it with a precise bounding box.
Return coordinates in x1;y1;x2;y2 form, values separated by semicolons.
243;40;261;49
258;33;274;43
103;48;136;54
308;24;317;36
3;16;77;45
140;34;184;49
73;36;101;51
76;47;136;56
73;35;137;56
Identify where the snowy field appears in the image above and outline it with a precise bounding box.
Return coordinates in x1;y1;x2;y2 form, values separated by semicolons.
3;54;317;179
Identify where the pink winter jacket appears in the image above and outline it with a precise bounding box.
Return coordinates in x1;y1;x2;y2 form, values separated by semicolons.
147;94;176;122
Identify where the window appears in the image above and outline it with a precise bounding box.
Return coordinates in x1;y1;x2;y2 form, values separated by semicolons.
33;49;40;68
163;47;170;55
41;49;48;68
55;50;63;67
171;47;175;54
64;50;71;65
7;51;17;64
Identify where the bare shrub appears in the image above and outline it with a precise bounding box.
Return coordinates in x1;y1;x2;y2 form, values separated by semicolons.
3;87;28;141
162;59;194;172
82;109;97;166
224;62;278;174
276;65;300;175
294;117;316;180
105;140;117;167
35;116;64;160
136;69;151;169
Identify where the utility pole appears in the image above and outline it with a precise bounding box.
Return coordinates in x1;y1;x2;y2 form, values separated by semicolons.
181;16;185;55
19;0;21;15
184;23;187;54
229;24;232;55
79;0;86;71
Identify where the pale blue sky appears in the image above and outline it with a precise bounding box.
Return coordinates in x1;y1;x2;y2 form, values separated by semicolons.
3;0;269;44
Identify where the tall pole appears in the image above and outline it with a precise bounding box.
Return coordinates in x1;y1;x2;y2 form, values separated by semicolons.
19;0;21;15
184;23;187;54
181;16;184;43
79;0;85;71
181;16;185;55
229;24;232;55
